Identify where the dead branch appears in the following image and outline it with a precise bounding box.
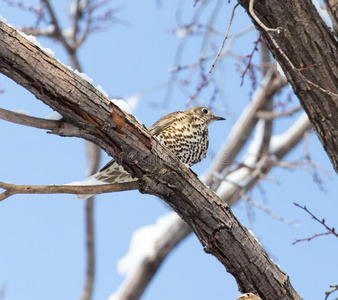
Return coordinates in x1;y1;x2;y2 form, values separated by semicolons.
0;181;142;202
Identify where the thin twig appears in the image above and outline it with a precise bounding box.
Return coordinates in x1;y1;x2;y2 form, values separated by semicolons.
209;3;239;73
257;107;302;119
292;231;333;245
325;285;338;300
241;192;297;225
249;0;282;32
240;35;261;87
73;0;93;49
41;0;72;53
293;203;338;244
0;181;142;202
72;0;82;43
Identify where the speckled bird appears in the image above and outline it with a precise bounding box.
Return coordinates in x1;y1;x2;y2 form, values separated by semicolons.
78;106;225;198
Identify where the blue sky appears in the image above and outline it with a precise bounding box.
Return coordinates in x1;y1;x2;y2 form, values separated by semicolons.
0;1;337;300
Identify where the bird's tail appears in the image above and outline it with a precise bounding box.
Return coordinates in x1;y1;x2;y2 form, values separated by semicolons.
69;160;136;199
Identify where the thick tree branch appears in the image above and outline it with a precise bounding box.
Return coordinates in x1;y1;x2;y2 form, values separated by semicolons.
240;0;338;172
0;22;301;299
111;110;311;300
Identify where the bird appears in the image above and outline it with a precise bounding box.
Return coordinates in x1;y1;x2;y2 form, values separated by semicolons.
77;106;225;198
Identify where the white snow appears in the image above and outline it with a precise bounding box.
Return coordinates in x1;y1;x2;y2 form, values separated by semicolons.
109;213;180;300
65;64;74;71
68;176;110;200
46;24;55;34
62;27;75;41
111;99;132;114
96;85;109;98
1;16;54;56
168;66;178;73
244;119;266;167
0;16;8;24
312;0;332;28
276;62;286;78
216;167;249;200
69;2;77;16
125;94;140;112
175;27;189;39
117;213;180;276
45;111;62;120
19;31;55;57
36;25;55;36
67;177;108;186
248;229;261;245
74;70;93;84
13;109;29;115
69;1;86;17
269;113;310;154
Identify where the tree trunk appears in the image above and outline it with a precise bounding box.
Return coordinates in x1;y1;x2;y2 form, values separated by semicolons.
240;0;338;172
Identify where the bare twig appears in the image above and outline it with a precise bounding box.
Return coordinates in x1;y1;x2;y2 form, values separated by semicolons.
240;35;261;87
209;3;239;73
257;107;302;119
0;181;142;202
249;0;283;32
41;0;72;53
241;192;297;225
293;203;338;245
72;0;93;50
292;231;333;245
325;285;338;300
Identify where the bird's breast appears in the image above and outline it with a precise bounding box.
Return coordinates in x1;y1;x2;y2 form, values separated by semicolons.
156;124;209;166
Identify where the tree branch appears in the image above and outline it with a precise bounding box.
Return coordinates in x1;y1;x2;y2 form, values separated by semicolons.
0;21;301;299
0;107;62;130
0;181;142;202
108;85;310;300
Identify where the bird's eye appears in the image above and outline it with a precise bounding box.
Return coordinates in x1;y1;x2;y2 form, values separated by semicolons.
202;108;209;114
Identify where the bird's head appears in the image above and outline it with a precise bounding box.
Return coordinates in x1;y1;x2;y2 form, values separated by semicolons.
188;106;225;127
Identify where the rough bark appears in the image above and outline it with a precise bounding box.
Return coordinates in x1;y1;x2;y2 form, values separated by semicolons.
239;0;338;172
0;22;301;299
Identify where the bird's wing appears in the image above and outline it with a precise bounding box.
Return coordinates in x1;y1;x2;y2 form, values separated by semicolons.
99;158;117;172
148;111;184;136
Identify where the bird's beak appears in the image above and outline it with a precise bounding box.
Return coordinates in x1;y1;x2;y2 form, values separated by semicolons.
212;115;226;121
